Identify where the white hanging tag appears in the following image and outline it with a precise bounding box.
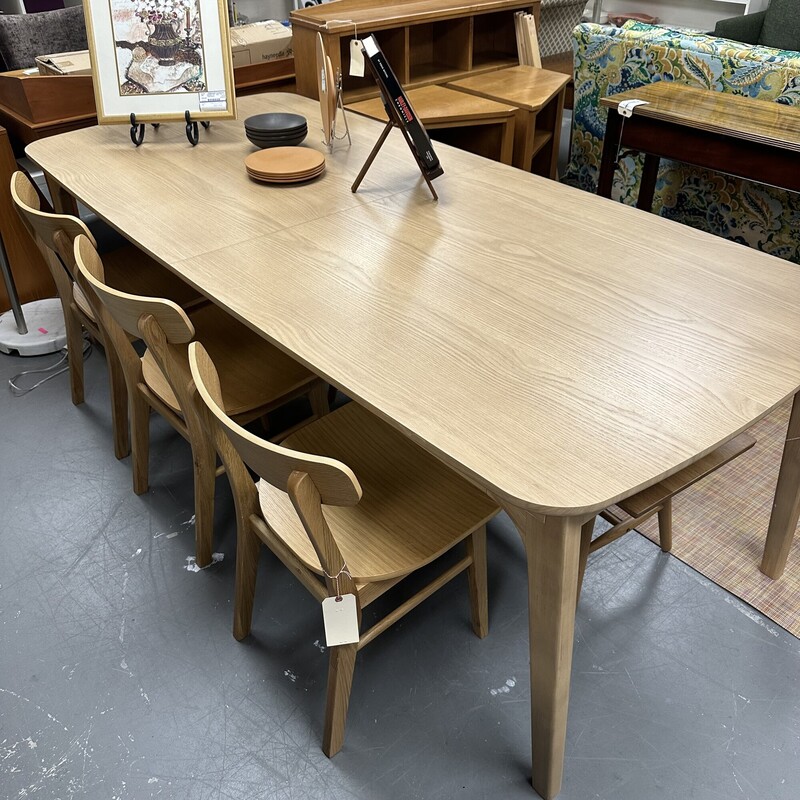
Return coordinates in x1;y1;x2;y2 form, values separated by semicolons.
617;99;649;118
350;39;365;77
322;594;359;647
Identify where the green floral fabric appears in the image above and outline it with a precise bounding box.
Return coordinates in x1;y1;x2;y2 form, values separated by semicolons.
563;21;800;263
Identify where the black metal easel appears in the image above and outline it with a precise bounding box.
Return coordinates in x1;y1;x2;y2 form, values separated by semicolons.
129;111;210;147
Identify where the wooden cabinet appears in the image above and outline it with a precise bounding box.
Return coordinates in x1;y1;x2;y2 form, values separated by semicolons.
291;0;541;103
0;126;54;313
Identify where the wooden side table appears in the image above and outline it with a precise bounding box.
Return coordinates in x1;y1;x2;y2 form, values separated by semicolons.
448;65;569;177
346;84;517;166
597;82;800;211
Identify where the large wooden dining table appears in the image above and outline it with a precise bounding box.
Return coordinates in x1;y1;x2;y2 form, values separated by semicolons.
27;92;800;799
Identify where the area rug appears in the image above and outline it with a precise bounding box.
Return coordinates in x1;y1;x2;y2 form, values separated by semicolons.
634;400;800;639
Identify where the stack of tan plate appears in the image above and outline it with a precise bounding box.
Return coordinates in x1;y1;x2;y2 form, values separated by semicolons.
244;147;326;184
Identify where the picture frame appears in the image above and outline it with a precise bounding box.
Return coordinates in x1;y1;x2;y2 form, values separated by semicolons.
82;0;236;124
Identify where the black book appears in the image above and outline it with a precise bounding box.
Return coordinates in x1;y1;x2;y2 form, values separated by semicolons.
361;34;443;179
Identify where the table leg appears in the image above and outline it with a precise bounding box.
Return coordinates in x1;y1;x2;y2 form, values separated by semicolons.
761;391;800;578
500;116;516;167
502;504;584;799
636;153;660;212
597;110;622;199
45;174;78;215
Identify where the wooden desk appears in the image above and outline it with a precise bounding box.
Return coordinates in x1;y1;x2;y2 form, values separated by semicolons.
346;84;517;165
0;61;296;148
597;82;800;211
448;65;569;176
27;93;800;798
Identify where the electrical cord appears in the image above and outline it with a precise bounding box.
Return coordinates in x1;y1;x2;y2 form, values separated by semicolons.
8;336;92;397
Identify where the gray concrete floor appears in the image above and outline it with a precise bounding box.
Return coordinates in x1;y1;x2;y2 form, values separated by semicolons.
0;345;799;800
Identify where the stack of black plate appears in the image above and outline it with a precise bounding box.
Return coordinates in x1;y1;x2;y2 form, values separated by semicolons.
244;113;308;149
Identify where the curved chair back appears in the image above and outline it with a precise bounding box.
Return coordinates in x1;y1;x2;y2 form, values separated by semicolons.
189;341;361;507
10;171;94;270
73;235;194;343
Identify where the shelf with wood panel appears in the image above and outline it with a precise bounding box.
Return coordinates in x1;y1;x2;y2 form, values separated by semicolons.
291;0;540;102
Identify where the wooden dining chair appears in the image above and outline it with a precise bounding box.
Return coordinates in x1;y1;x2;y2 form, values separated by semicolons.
72;234;329;568
187;341;500;756
577;432;757;597
10;170;201;459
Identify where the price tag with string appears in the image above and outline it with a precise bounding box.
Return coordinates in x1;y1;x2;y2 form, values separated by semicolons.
349;22;364;77
321;563;359;647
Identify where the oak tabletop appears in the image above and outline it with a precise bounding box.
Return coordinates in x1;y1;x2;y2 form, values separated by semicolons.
448;65;569;111
600;81;800;152
347;84;517;125
27;92;800;515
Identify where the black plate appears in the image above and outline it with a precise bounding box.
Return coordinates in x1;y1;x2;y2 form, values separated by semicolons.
244;112;307;133
245;130;308;140
245;127;308;137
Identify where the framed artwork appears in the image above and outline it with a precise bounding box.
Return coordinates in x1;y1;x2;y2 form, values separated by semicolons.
83;0;236;123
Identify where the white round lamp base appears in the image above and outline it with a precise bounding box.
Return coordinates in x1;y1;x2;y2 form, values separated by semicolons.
0;299;67;356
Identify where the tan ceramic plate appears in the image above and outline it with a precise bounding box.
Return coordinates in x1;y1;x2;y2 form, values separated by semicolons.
244;147;325;178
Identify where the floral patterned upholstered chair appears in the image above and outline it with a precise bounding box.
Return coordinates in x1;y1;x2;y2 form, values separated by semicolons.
563;21;800;264
0;6;88;71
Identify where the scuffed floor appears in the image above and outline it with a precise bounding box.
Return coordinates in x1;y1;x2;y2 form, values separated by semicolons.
1;346;798;799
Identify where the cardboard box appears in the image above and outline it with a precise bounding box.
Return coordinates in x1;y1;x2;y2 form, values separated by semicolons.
230;20;293;68
35;50;92;77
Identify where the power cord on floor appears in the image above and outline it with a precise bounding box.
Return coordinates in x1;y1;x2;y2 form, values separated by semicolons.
8;336;92;397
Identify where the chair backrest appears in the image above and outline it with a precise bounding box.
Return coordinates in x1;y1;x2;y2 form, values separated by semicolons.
73;234;194;344
188;341;362;586
10;171;95;271
0;7;88;71
189;341;361;506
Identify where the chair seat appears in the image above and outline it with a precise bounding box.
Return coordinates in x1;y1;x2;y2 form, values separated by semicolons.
141;301;317;417
257;401;499;582
73;242;201;320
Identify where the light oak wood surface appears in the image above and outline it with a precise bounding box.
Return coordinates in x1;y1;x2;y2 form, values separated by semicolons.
27;91;800;799
291;0;540;102
346;84;517;164
600;81;800;152
449;65;568;112
448;65;568;174
348;84;517;124
189;340;496;756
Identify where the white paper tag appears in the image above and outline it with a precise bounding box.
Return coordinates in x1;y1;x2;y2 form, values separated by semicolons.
319;66;327;94
322;594;359;647
617;98;649;118
199;90;227;112
349;39;365;77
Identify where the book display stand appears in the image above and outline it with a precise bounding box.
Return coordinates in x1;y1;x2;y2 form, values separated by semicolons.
351;34;443;200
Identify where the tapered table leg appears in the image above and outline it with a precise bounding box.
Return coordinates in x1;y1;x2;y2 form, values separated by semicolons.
761;391;800;578
502;504;584;799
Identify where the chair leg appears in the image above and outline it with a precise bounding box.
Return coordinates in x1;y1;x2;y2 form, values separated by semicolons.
576;516;595;602
657;498;673;553
192;431;217;569
466;524;489;639
64;311;85;406
105;345;130;460
233;523;261;641
322;642;358;758
309;380;330;419
130;391;150;495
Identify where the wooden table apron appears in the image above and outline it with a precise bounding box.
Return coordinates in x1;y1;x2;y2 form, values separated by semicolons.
597;83;800;209
27;92;800;799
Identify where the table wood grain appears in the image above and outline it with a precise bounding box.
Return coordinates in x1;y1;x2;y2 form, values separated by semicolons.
26;91;800;799
600;81;800;152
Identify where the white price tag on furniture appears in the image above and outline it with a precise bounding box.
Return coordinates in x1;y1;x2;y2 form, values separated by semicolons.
617;99;649;118
350;39;365;77
322;594;359;647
